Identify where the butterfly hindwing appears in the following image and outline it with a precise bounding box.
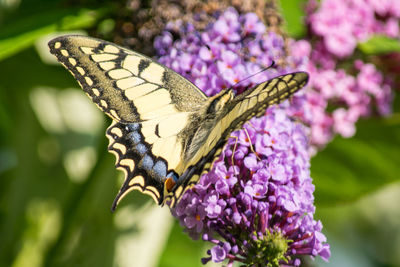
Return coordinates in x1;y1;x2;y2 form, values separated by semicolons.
106;121;169;208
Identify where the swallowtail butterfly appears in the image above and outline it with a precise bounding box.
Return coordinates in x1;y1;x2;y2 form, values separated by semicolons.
48;35;308;209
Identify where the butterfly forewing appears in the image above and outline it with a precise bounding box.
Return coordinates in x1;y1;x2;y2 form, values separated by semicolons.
48;35;207;122
228;72;308;121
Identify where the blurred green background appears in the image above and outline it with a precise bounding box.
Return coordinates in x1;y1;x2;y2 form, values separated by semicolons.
0;0;399;267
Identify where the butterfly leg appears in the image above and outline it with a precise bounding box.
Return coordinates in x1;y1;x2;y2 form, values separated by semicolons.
244;124;260;160
227;135;240;176
228;135;238;167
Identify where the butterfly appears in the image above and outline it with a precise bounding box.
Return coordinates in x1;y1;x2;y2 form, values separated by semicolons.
48;35;308;210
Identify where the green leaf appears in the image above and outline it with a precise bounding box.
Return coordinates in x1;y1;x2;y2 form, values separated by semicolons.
0;46;115;267
158;221;206;267
279;0;307;38
0;8;106;61
358;35;400;55
312;114;400;206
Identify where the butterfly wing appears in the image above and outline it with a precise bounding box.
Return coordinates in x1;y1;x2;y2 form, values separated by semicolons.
164;72;309;206
227;72;308;120
48;35;208;208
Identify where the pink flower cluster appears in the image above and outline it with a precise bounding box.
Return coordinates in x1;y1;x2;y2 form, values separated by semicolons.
308;0;400;58
288;0;395;148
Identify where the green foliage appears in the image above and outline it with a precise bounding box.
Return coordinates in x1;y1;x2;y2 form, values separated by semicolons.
0;0;115;62
158;221;206;267
358;35;400;55
0;44;117;267
279;0;307;38
312;107;400;205
0;8;105;61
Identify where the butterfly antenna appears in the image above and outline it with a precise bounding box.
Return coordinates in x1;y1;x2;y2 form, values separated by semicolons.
230;61;275;90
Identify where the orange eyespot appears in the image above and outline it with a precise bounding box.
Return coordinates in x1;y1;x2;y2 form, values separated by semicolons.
165;177;176;192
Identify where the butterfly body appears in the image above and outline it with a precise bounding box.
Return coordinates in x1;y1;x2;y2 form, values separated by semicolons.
48;35;308;209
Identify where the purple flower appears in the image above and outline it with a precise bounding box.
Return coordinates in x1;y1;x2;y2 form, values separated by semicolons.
183;208;205;233
210;243;230;263
213;9;241;42
204;192;226;218
244;181;268;199
289;1;395;147
289;39;393;147
156;7;330;266
308;0;377;58
242;12;266;35
279;0;396;149
154;31;173;56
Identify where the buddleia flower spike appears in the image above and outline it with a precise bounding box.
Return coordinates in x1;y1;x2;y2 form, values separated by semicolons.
155;7;330;266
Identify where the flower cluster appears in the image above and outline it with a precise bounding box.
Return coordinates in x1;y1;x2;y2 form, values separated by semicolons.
287;0;395;147
156;10;299;96
174;109;330;266
155;8;330;266
290;41;393;146
308;0;400;58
